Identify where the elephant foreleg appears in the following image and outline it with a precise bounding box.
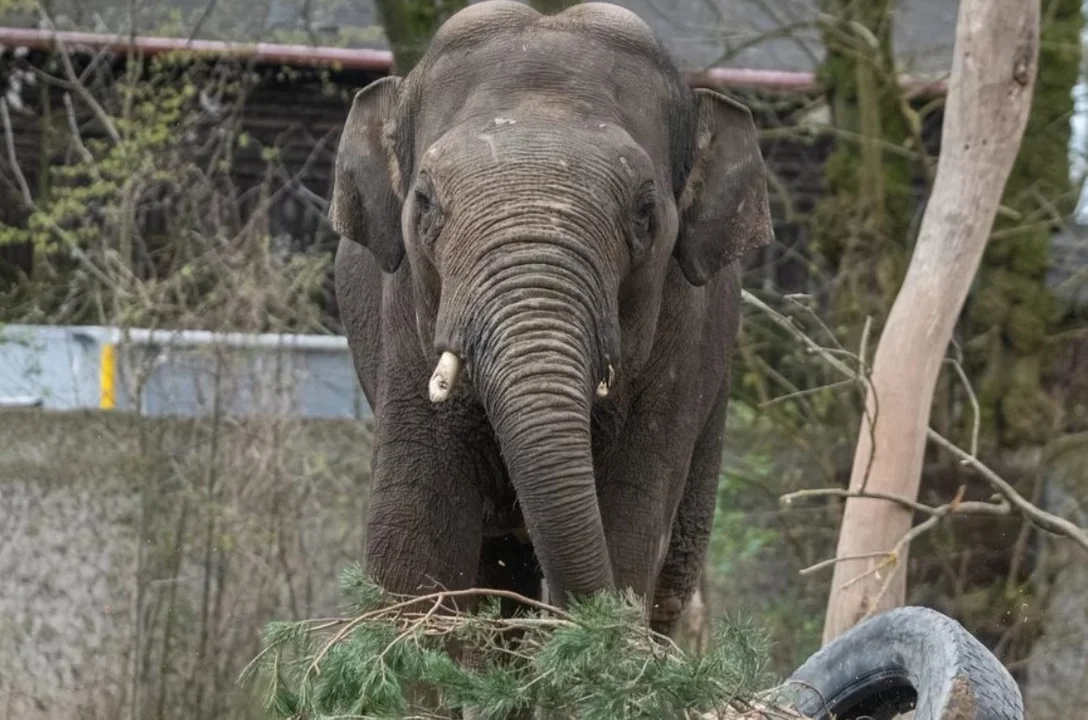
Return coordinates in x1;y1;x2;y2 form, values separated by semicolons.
593;419;697;613
364;432;485;601
649;387;730;639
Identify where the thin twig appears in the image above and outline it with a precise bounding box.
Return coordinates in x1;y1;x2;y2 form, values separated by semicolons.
63;93;99;170
304;585;576;679
1;94;126;292
759;379;855;409
782;487;933;515
39;10;121;143
187;0;219;42
927;430;1088;553
743;289;1088;555
943;356;980;459
799;551;895;577
741;291;855;379
856;313;879;495
856;514;941;618
1;98;33;206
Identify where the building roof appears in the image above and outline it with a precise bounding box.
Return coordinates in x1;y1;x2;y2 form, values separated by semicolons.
1;0;958;78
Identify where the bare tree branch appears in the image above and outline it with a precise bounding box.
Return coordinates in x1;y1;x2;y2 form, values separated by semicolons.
39;9;122;143
925;429;1088;553
1;98;33;207
743;289;1088;556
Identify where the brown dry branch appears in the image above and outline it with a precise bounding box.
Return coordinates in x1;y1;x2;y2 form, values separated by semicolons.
783;485;1013;622
38;7;121;143
742;288;1088;581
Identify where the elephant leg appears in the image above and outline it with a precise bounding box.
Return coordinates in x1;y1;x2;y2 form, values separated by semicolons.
649;385;730;639
364;414;494;718
594;433;695;611
363;419;487;604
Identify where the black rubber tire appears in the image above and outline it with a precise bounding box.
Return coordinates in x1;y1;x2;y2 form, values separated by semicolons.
780;606;1023;720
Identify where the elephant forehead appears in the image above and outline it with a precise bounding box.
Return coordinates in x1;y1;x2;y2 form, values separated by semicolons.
427;0;660;67
422;119;652;183
551;2;659;49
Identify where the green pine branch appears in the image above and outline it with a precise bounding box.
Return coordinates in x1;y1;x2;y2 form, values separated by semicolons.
239;565;800;720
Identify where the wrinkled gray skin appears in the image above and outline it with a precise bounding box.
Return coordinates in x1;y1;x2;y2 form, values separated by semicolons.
331;0;773;637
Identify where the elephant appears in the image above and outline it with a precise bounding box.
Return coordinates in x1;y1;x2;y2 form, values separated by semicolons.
329;0;773;638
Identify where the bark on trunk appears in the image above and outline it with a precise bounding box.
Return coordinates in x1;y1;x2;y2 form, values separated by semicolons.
527;0;581;14
374;0;467;73
814;0;917;346
822;0;1040;645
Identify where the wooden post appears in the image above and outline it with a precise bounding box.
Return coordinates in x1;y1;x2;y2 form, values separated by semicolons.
822;0;1040;644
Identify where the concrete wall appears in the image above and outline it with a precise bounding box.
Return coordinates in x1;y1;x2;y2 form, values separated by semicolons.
0;408;372;720
2;407;1085;720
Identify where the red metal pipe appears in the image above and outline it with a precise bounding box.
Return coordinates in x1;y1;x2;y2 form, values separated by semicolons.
688;66;947;96
0;26;395;71
0;26;948;95
686;67;820;93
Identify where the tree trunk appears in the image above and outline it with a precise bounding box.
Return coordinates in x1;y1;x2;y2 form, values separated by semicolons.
527;0;580;13
374;0;468;73
822;0;1040;645
813;0;918;346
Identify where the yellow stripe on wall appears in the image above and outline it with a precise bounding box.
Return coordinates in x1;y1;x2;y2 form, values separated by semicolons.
99;343;116;409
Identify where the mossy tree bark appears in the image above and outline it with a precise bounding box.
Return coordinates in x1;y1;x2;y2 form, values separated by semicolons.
964;0;1082;452
812;0;920;344
526;0;580;13
374;0;469;74
375;0;581;74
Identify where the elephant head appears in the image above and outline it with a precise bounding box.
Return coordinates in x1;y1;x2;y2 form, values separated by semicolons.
329;1;773;604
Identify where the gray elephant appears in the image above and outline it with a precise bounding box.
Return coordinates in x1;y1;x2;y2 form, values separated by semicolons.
329;0;772;636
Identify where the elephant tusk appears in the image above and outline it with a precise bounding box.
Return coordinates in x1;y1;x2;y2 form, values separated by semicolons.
429;351;462;403
595;363;615;398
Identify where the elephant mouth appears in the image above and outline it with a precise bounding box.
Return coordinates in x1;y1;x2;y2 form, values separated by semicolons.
427;348;616;403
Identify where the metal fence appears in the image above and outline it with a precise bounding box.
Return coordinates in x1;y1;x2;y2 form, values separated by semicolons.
0;324;371;419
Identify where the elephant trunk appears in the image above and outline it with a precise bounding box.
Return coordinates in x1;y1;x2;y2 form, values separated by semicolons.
481;309;614;601
434;239;619;603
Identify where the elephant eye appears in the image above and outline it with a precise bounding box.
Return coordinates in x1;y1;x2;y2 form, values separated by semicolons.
415;188;432;214
633;185;657;239
413;178;443;244
629;183;657;263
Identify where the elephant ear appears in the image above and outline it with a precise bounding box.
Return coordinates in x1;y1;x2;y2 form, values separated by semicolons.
329;75;406;274
674;88;774;286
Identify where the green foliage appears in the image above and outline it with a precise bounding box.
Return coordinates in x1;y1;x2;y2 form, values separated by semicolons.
375;0;468;73
1;69;183;252
241;566;778;719
1;51;333;333
962;0;1081;449
0;0;31;15
812;0;921;344
705;403;827;676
